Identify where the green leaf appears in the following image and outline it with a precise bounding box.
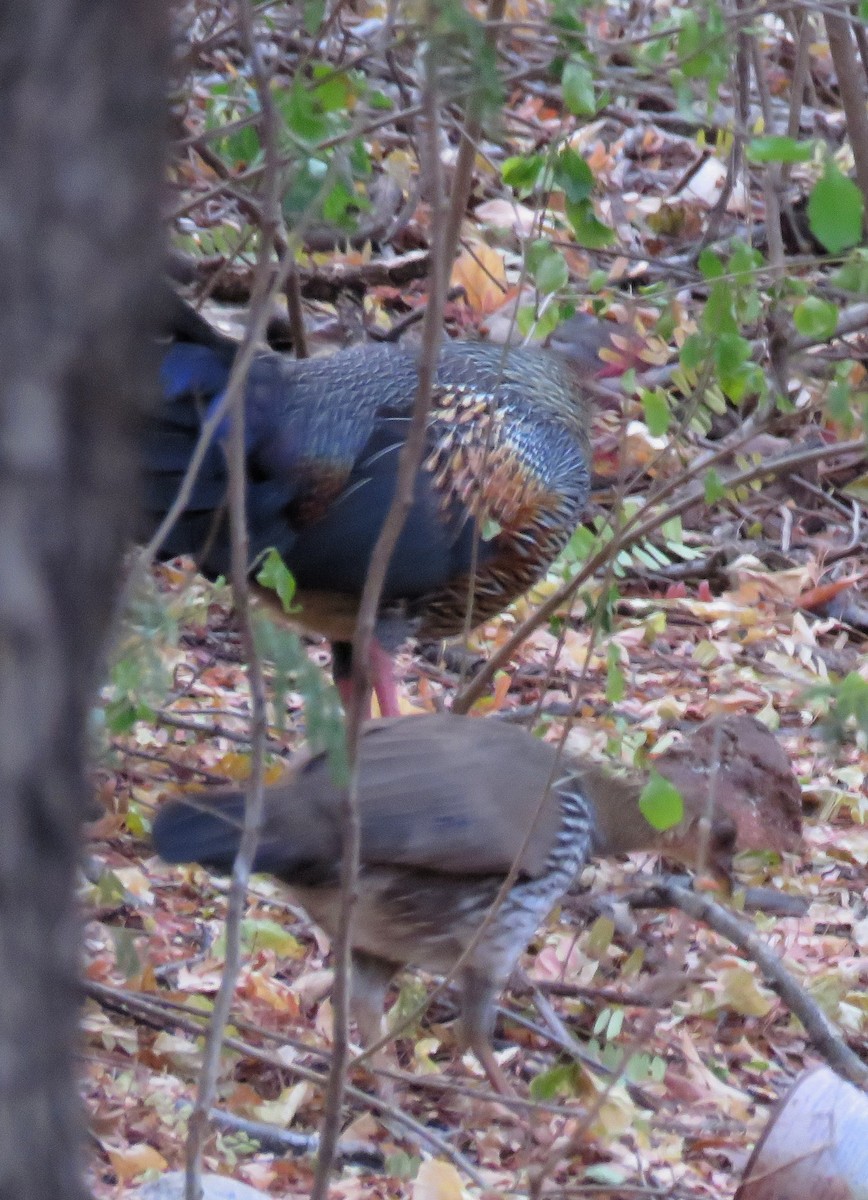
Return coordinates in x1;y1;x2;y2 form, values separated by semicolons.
242;918;304;957
566;198;614;248
280;81;329;142
529;244;569;294
746;136;814;164
661;515;683;542
107;926;142;981
703;281;738;337
680;332;707;371
639;773;684;831
713;332;751;378
219;125;261;168
125;804;149;839
321;179;356;225
704;468;725;504
302;0;325;34
728;240;762;279
605;644;625;702
641;389;670;436
530;1062;581;1100
562;58;596;116
311;67;351;113
677;11;714;78
502;154;545;193
252;617;348;780
256;549;297;614
833;248;868;294
554;147;593;203
584;1164;628;1185
95;871;128;906
808;164;864;255
697;249;724;280
793;296;838;339
384;1152;420;1179
586;915;615;958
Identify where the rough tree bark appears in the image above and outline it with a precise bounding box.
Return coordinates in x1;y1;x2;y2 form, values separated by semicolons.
0;2;167;1197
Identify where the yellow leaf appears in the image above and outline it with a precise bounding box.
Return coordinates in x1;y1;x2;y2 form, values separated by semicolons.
151;1031;201;1070
450;243;507;315
106;1143;167;1183
245;971;301;1015
719;966;776;1017
254;1082;311;1126
413;1159;468;1200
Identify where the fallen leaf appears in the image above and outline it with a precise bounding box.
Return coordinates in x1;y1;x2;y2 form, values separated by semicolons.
413;1158;468;1200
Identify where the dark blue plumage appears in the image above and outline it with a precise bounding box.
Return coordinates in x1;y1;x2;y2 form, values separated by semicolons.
143;298;593;712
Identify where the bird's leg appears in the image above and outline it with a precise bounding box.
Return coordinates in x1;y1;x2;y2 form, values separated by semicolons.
368;638;401;717
349;950;399;1082
332;640;375;718
459;969;516;1097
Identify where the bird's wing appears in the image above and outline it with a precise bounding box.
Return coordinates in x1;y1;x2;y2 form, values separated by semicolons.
302;715;568;878
152;716;571;885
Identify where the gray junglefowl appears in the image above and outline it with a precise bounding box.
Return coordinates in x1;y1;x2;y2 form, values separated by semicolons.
142;295;594;715
152;713;735;1094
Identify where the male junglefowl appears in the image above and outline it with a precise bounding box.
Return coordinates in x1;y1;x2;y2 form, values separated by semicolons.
143;296;594;714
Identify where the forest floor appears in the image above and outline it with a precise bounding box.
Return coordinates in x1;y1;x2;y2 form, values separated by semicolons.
81;0;868;1196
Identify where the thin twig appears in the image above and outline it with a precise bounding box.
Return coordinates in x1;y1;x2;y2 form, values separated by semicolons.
452;435;867;713
182;1;285;1196
824;10;868;222
307;27;457;1200
660;883;868;1088
84;980;487;1185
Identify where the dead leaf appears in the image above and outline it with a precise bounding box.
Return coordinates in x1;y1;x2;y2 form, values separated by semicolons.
105;1142;167;1183
450;243;507;315
413;1159;468;1200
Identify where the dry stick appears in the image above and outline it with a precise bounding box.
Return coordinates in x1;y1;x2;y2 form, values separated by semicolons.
528;896;703;1200
699;0;752;250
351;435;640;1078
853;1;868;77
661;883;868;1088
453;422;780;714
824;9;868;226
520;350;722;730
779;7;814;191
181;2;285;1197
442;0;507;260
453;106;581;702
155;710;291;753
748;22;798;402
91;977;587;1119
752;33;786;266
83;981;487;1186
453;434;867;714
346;693;587;1088
180;290;280;1200
308;32;458;1200
186;136;310;358
524;591;726;1192
335;6;579;1091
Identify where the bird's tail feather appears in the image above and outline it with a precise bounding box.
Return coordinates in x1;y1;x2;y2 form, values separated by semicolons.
152;794;334;885
152;795;246;873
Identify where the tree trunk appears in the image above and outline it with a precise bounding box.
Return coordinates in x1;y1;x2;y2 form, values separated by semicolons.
0;2;166;1197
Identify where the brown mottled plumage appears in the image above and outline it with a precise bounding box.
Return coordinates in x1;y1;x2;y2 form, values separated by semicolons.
152;714;736;1094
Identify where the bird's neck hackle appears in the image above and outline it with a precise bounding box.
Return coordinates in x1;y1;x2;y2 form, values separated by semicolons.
577;766;664;857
